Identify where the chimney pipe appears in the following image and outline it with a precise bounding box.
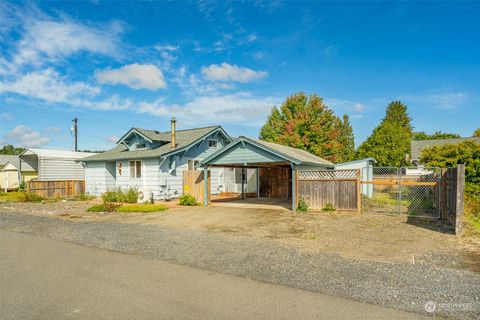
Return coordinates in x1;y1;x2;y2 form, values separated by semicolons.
170;116;176;149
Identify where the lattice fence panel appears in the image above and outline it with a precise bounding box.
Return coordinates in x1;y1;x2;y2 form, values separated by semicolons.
298;169;357;181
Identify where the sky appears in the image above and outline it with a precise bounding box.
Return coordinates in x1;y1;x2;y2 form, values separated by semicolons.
0;1;479;151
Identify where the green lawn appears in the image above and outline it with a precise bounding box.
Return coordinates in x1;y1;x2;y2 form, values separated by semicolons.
115;204;169;213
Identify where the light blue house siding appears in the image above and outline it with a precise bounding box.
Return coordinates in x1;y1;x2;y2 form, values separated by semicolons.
85;132;228;199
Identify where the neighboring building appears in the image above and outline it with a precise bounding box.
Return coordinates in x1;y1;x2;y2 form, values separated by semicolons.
410;137;480;164
334;158;376;197
0;155;37;191
81;120;231;199
19;149;96;181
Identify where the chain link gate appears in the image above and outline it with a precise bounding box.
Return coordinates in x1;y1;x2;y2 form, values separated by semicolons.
361;167;441;218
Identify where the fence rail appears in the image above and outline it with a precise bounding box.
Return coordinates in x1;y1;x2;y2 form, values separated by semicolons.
27;180;85;198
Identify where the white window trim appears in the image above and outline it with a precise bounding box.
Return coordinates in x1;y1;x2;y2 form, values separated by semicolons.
208;139;218;148
129;160;142;179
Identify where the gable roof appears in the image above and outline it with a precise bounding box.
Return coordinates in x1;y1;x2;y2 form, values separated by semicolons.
0;155;35;171
82;126;230;162
199;136;334;168
411;137;480;161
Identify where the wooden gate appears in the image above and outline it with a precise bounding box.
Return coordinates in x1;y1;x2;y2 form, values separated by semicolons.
183;170;211;205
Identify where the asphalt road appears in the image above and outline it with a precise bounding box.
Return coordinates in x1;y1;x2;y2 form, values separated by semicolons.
0;230;428;320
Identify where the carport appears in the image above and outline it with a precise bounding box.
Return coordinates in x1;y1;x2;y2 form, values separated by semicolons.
198;136;334;210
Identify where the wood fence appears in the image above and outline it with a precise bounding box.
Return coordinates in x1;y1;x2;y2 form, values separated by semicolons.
183;170;211;205
297;169;361;212
27;180;85;198
441;164;465;236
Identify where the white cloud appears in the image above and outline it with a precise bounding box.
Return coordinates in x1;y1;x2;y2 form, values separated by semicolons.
13;16;123;67
3;125;50;147
353;103;365;112
400;92;468;110
0;112;13;120
137;92;279;126
0;68;99;103
325;98;366;115
44;127;61;133
106;135;118;143
96;64;166;90
201;63;267;83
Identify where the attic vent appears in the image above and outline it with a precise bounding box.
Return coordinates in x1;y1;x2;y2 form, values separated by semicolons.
137;143;146;149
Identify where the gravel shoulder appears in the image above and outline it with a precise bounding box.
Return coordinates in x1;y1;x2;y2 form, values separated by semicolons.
1;211;479;319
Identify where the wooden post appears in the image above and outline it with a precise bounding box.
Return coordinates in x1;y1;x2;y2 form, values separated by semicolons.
241;167;245;200
291;166;297;211
441;168;447;221
256;167;260;198
455;164;465;237
203;167;209;206
356;169;361;213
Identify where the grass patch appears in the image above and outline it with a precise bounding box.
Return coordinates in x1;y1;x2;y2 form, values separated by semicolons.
69;193;96;201
86;204;107;212
296;197;309;212
0;191;43;203
116;204;168;213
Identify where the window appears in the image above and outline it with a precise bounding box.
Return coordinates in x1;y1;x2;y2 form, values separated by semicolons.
129;160;142;178
188;160;199;171
208;140;218;148
136;143;146;149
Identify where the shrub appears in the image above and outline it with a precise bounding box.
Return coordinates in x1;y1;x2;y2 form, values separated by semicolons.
116;204;168;213
296;197;309;212
322;203;336;211
102;190;119;203
123;188;139;203
87;204;106;212
179;194;198;206
0;191;43;203
104;202;122;212
101;188;138;203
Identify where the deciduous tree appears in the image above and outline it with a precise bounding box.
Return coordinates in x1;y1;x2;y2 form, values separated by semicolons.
259;92;354;163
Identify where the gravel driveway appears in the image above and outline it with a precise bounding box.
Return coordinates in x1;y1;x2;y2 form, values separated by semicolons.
1;211;479;319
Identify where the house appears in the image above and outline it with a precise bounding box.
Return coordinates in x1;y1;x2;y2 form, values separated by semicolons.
19;149;96;181
81;118;231;199
410;137;480;164
0;155;37;191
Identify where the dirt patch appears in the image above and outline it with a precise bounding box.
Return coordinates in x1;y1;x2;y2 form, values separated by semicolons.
2;201;479;271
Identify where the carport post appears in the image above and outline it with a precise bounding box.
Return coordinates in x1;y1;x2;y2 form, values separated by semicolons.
203;167;209;206
256;167;260;198
241;167;245;200
291;164;296;211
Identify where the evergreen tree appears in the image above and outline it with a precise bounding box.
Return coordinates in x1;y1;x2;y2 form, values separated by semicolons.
356;101;412;166
259;92;355;163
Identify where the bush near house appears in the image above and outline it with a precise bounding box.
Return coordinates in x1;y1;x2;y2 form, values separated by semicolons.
102;188;139;203
322;203;336;211
179;194;198;206
296;197;309;212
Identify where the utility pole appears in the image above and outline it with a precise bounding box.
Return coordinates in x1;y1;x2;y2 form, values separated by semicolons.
72;118;78;152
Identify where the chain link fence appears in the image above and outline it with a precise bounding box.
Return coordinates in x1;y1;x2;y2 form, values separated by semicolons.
361;167;441;218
